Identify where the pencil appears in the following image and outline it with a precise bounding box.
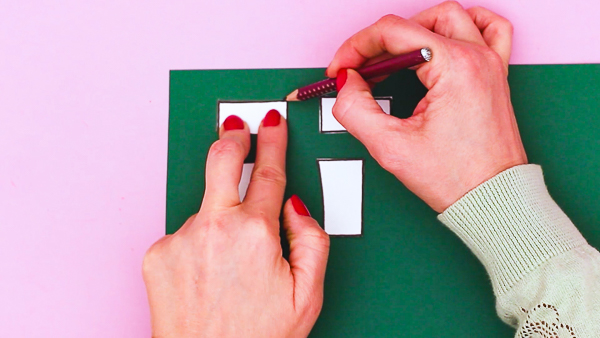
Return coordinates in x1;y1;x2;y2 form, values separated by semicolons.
285;48;432;101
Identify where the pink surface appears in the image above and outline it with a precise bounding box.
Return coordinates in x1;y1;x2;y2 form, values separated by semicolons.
1;1;598;336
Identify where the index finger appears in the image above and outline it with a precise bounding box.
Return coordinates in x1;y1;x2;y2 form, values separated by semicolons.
326;15;443;78
202;116;251;210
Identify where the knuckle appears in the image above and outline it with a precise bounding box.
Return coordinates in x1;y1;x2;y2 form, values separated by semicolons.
208;138;244;161
440;1;464;12
246;214;268;227
469;5;483;12
289;225;330;257
378;14;401;24
501;18;514;33
486;49;504;65
142;240;167;276
434;8;467;37
348;34;361;54
489;19;513;37
313;229;331;250
297;293;324;322
245;216;275;240
252;164;286;187
302;226;330;247
305;301;324;321
376;14;403;31
482;49;506;74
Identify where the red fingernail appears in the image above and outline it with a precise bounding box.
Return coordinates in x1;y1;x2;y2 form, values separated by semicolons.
263;109;281;127
291;195;311;217
223;115;244;131
336;68;348;91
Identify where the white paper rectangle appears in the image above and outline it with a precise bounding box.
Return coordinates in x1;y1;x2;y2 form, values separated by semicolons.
320;97;391;133
238;163;254;201
219;101;288;134
318;159;363;236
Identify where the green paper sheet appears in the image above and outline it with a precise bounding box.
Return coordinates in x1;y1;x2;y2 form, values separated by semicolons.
167;65;600;337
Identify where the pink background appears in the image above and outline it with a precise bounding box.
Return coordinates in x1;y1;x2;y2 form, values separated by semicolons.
1;1;598;336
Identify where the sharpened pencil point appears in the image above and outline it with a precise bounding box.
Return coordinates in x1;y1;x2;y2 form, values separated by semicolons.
285;89;299;102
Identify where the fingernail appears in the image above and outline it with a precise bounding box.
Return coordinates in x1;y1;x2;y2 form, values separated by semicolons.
291;195;311;217
336;68;348;91
263;109;281;127
223;115;244;131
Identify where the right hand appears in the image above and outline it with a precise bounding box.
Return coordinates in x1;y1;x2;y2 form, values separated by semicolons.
326;2;528;212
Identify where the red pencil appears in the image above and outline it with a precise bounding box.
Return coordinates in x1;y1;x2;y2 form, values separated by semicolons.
285;48;431;101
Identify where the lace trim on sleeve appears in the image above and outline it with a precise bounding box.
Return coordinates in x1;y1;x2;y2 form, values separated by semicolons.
517;303;577;338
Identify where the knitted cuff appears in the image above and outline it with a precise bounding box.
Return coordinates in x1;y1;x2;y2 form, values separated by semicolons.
438;164;587;296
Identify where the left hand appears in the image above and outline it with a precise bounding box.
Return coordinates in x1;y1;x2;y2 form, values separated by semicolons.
142;111;330;337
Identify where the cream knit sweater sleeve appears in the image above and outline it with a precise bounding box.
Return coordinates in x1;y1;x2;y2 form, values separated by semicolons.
438;164;600;338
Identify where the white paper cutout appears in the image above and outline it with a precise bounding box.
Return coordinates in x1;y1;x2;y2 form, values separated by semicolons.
318;159;363;236
320;97;391;133
239;163;254;201
219;101;288;134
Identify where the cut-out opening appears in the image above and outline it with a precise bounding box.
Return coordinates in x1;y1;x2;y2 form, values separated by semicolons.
317;159;364;236
319;97;391;133
218;101;288;134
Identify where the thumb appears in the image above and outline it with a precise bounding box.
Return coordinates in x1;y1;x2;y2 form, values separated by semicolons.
332;69;402;151
283;195;330;313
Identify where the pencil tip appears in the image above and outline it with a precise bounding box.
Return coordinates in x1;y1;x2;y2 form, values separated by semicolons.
285;89;299;102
